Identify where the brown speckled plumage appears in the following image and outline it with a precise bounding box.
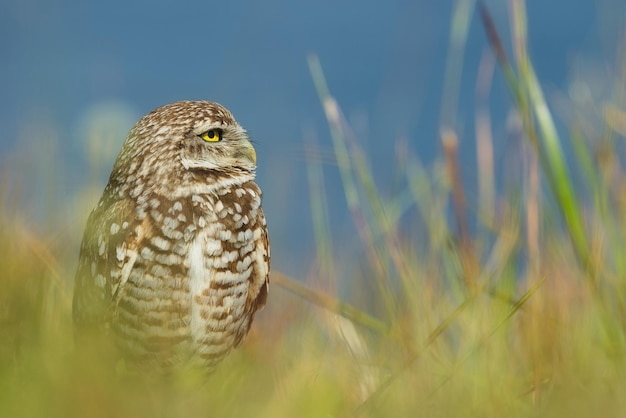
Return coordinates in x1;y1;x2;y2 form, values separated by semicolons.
73;101;270;372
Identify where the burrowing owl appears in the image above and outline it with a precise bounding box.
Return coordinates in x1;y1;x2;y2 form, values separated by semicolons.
72;101;270;372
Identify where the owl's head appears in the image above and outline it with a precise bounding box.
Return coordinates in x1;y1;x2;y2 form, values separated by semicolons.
113;101;257;194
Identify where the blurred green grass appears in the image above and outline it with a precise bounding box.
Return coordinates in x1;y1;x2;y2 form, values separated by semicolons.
3;2;626;417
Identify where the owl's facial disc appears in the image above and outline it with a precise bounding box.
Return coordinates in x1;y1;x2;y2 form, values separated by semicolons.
180;122;256;172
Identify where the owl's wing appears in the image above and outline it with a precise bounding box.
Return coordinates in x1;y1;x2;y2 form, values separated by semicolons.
232;207;269;348
72;190;141;334
248;207;270;312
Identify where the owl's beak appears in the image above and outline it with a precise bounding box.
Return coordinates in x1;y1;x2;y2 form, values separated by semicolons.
235;141;257;167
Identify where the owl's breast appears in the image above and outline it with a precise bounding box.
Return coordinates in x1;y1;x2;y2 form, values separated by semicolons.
110;184;265;369
185;186;264;365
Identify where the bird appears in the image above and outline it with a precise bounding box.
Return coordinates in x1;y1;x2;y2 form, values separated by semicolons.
72;100;270;373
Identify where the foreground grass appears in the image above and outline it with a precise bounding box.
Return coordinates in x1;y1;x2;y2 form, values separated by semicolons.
3;2;626;417
2;214;626;417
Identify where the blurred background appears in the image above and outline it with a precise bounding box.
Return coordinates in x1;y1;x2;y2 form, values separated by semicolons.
4;1;626;416
0;0;623;278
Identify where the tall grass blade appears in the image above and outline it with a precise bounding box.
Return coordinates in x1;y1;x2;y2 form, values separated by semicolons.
273;272;389;335
479;1;594;280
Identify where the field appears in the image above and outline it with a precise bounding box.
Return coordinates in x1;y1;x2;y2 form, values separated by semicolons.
2;2;626;417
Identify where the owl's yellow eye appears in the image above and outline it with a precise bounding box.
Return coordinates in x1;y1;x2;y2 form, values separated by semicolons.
200;129;222;142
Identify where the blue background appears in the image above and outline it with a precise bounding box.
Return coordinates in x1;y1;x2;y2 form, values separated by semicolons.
1;0;622;276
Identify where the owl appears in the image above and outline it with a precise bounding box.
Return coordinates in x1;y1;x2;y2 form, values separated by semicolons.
72;101;270;372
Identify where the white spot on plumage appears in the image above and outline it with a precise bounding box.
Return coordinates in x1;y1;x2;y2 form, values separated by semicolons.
184;224;197;241
116;244;126;262
98;240;106;256
151;264;169;278
218;230;232;241
222;295;234;314
236;256;252;272
141;246;155;261
206;238;222;255
163;227;183;240
156;253;182;266
214;270;237;282
110;223;120;235
151;209;164;223
225;250;238;263
151;235;171;251
236;229;253;242
173;243;187;256
239;241;255;257
235;215;249;228
115;249;138;298
95;274;106;288
163;216;179;229
156;125;170;136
